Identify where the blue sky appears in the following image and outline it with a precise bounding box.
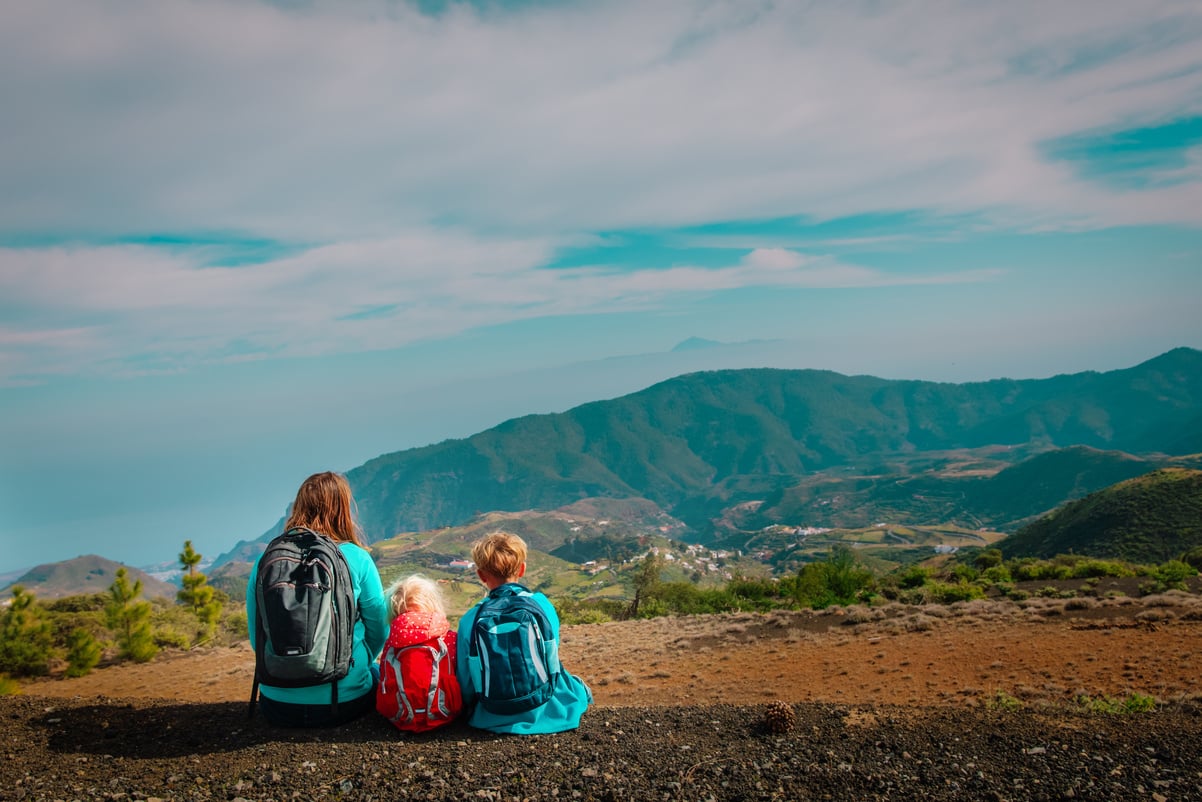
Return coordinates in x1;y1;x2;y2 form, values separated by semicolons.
2;0;1202;575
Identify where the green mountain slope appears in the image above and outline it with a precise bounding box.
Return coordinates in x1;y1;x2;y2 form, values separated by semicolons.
347;349;1202;540
210;348;1202;568
1000;468;1202;562
727;445;1167;534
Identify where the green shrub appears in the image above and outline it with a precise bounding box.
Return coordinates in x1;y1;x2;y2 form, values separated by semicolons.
1009;555;1133;582
1139;580;1165;596
894;585;939;605
789;547;876;610
64;628;102;678
634;596;672;619
1122;693;1157;713
554;598;621;625
44;594;109;613
727;577;775;601
223;609;249;641
876;583;901;601
928;581;985;604
153;626;191;650
985;689;1022;712
1009;559;1051;582
974;549;1004;570
897;566;930;589
1034;586;1075;599
1077;693;1157;714
1069;559;1135;579
563;607;613;625
981;565;1013;584
1154;560;1197;591
0;587;54;677
949;564;979;583
1181;546;1202;572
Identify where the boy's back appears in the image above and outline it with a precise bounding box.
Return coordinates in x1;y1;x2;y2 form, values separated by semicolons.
456;583;591;734
467;583;560;714
455;531;592;735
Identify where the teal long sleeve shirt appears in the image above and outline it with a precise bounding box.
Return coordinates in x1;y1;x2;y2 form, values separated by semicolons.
247;540;389;706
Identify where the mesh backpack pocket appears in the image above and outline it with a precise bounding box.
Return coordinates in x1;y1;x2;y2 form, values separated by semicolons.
468;586;560;715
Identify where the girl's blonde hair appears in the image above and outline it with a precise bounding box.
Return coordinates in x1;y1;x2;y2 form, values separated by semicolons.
386;574;447;619
284;472;364;547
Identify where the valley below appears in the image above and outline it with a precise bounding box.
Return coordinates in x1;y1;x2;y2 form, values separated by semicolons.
7;591;1202;801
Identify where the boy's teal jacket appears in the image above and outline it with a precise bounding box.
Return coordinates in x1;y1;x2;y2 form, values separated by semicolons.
247;540;389;706
456;583;592;734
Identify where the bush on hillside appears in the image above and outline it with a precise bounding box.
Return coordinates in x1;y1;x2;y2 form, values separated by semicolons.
0;587;54;677
927;581;986;604
64;628;102;678
1179;546;1202;572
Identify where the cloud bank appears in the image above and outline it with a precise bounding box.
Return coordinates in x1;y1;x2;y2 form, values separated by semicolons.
1;0;1200;382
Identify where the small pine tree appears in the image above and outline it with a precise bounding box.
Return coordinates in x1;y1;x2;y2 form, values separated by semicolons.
0;586;53;677
105;568;158;663
177;540;222;644
629;553;664;618
64;628;102;678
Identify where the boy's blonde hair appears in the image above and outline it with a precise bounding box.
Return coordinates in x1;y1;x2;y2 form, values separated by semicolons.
471;531;527;583
386;574;447;619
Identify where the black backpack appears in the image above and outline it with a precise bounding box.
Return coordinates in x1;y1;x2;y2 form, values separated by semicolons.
249;527;358;716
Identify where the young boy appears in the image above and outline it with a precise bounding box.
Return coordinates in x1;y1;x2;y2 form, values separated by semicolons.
456;531;592;734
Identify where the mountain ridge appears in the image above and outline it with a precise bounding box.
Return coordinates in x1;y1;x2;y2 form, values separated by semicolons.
207;347;1202;567
351;349;1202;535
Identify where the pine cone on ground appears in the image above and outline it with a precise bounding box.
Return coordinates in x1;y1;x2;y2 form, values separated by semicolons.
762;700;796;734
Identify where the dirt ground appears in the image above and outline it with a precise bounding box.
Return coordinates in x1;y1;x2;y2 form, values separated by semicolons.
22;593;1202;710
8;594;1202;801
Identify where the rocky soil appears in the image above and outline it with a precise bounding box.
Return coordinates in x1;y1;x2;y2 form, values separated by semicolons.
7;592;1202;801
4;694;1201;801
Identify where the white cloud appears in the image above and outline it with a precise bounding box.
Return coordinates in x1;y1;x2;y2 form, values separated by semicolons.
0;0;1198;382
0;230;1005;382
2;0;1200;240
741;248;807;271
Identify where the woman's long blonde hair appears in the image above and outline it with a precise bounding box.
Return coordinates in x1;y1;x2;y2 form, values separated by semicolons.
284;471;364;547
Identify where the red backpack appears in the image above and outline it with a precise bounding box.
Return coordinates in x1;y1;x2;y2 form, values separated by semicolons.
377;632;462;732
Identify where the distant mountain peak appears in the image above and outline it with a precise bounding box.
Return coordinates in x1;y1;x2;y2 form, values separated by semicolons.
0;554;178;600
671;337;723;352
